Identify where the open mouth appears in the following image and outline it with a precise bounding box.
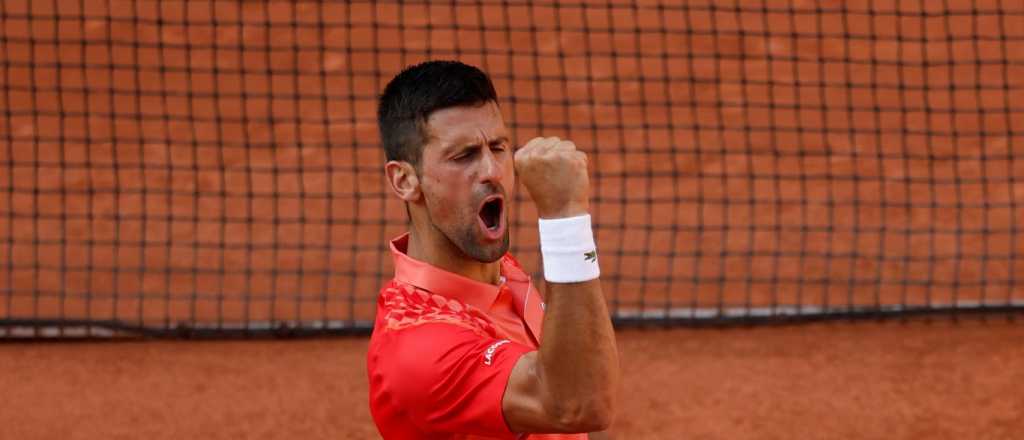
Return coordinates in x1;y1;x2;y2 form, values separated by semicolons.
478;196;504;233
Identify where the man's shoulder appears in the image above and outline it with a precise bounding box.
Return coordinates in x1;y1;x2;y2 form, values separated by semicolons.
375;281;498;339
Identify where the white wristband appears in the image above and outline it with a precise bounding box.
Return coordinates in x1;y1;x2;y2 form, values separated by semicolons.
538;214;600;283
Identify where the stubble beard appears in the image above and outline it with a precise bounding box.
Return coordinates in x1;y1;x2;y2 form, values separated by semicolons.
447;219;509;263
423;195;510;263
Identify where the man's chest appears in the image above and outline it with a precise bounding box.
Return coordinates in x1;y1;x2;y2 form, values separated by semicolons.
481;286;541;347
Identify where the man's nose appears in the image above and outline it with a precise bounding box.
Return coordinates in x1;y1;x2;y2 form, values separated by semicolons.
478;148;503;184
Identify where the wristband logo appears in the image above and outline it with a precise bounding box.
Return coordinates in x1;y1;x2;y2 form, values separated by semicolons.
584;250;598;263
483;340;511;366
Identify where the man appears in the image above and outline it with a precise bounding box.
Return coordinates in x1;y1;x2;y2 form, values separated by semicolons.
368;60;619;439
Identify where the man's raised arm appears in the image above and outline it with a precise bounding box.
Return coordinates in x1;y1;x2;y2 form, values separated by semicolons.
500;137;620;434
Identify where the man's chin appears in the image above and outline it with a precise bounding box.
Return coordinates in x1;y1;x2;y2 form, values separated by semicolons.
468;243;508;263
464;234;510;263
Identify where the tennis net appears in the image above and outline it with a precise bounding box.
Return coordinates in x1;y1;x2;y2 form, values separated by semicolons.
2;0;1022;337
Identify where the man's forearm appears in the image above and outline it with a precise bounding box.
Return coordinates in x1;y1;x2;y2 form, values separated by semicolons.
537;277;619;428
513;136;619;430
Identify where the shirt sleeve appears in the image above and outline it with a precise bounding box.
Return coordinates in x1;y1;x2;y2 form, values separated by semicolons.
369;322;534;438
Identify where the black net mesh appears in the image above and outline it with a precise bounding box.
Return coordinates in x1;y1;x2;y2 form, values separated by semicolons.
1;0;1022;337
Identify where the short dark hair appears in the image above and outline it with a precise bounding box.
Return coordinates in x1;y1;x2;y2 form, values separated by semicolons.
377;60;498;166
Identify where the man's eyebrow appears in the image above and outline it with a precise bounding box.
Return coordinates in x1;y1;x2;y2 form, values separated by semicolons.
438;140;468;155
443;136;509;154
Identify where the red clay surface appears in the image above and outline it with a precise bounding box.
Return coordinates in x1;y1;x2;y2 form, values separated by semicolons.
3;320;1023;439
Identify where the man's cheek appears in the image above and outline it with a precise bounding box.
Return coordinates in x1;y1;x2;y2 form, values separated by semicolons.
426;190;460;223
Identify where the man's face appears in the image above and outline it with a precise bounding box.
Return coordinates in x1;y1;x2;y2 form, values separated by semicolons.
417;101;514;263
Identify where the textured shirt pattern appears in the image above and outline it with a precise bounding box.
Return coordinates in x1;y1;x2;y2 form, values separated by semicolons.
367;234;586;440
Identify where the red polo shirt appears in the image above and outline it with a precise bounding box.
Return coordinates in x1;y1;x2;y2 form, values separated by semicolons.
367;233;587;440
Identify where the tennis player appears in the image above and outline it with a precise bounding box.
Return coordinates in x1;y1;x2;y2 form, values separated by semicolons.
367;60;619;439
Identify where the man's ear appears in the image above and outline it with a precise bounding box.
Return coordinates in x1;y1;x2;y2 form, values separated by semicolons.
384;160;421;202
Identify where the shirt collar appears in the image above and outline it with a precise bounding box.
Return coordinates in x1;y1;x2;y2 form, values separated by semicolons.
389;233;529;312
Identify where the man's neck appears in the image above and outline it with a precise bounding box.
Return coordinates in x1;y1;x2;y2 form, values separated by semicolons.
406;227;501;286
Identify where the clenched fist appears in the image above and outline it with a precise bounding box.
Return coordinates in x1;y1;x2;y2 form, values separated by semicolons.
514;136;591;219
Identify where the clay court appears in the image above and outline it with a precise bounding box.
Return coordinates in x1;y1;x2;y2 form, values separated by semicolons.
2;0;1022;438
2;321;1023;438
